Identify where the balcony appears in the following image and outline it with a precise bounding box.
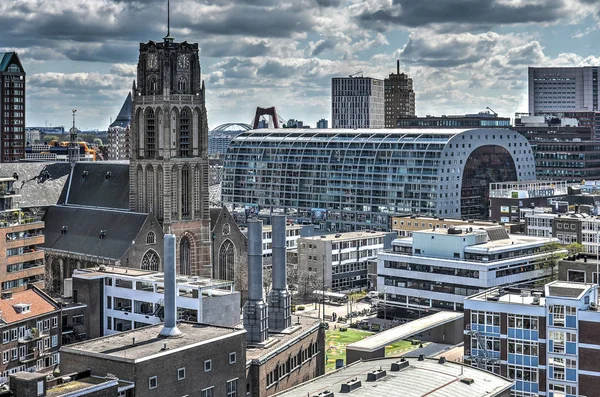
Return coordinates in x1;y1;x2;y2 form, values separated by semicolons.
18;329;45;344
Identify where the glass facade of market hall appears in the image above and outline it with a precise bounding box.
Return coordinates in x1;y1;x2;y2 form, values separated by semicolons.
222;129;536;231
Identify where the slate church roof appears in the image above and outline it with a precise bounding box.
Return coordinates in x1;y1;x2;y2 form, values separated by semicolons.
109;93;132;129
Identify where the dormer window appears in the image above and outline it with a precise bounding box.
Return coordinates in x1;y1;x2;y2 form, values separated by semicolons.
13;303;30;313
7;65;20;73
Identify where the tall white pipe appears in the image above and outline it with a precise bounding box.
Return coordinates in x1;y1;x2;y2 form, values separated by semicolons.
248;221;263;301
272;215;286;290
160;234;182;337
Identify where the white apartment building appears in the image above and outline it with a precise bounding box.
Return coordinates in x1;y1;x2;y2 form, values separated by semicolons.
377;226;565;311
331;77;384;128
465;281;600;397
529;66;600;114
298;231;395;291
71;268;240;337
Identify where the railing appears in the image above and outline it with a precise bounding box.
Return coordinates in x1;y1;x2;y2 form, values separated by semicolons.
138;94;203;105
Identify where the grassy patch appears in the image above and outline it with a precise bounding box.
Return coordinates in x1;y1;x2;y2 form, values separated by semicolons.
325;328;373;372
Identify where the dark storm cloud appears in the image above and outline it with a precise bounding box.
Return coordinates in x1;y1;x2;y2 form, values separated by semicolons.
356;0;570;31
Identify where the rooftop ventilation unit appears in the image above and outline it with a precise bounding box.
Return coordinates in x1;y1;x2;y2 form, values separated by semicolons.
82;171;88;178
313;392;334;397
438;357;447;364
460;378;475;385
418;354;425;361
105;171;112;180
340;378;361;393
366;369;386;382
61;226;68;234
99;230;106;239
391;358;410;371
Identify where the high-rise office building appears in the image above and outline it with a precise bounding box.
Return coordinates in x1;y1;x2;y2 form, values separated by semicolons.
316;119;328;129
0;53;25;163
385;61;415;127
129;29;211;276
332;77;384;128
528;67;600;114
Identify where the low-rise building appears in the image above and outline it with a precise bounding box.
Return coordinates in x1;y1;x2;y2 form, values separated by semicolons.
69;266;240;339
60;322;247;397
377;226;565;311
465;280;600;397
246;316;325;397
298;231;395;291
0;286;61;383
390;215;521;237
273;356;513;397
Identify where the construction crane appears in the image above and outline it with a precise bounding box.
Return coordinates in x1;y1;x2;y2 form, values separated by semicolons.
485;106;498;116
349;71;363;78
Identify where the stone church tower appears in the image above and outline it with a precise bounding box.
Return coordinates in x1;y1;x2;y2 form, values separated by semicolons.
129;31;211;277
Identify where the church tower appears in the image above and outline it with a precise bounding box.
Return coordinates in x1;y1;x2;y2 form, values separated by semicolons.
129;20;211;276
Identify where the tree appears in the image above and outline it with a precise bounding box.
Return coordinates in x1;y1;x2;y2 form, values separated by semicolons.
540;242;568;281
566;242;584;255
93;138;103;146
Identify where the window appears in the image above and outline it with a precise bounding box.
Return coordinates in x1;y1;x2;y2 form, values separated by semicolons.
2;351;8;364
2;331;8;344
178;367;185;380
201;387;214;397
51;335;58;347
229;352;236;364
226;379;237;397
146;231;156;245
149;376;157;390
52;317;58;328
204;359;212;372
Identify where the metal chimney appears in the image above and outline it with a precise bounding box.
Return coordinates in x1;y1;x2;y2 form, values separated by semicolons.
159;234;182;337
268;215;292;331
243;220;269;343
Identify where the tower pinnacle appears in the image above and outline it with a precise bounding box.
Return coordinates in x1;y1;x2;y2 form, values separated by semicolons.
164;0;174;42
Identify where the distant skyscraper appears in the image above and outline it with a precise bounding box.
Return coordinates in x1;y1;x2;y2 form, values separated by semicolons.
529;66;600;114
384;60;415;128
331;76;384;129
316;119;328;129
0;52;25;163
107;93;132;160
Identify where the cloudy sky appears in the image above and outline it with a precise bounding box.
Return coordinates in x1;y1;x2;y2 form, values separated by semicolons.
3;0;600;130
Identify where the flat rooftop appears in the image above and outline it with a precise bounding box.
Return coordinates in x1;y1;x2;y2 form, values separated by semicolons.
73;267;234;289
46;377;117;397
246;315;321;361
348;311;463;352
300;230;391;242
468;281;596;306
273;357;513;397
61;322;245;362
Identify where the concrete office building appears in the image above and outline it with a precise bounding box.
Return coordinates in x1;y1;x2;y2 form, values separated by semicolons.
223;129;536;231
528;67;600;114
332;77;384;129
465;281;600;397
398;112;511;128
273;356;513;397
385;61;415;127
297;231;395;291
316;119;328;129
377;226;565;311
69;266;240;339
0;53;26;163
0;286;61;382
208;132;235;156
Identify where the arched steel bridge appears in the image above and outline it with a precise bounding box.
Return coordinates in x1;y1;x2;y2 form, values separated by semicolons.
211;123;253;132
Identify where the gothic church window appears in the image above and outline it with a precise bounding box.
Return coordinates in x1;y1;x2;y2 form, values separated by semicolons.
141;249;159;271
218;240;235;281
223;223;231;236
146;231;156;245
178;77;186;92
180;110;190;157
145;108;156;158
180;237;191;276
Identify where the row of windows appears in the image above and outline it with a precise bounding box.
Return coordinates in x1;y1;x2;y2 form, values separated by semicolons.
266;341;319;388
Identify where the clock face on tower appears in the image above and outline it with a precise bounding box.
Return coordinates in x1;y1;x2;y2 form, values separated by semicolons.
178;54;190;69
147;53;158;69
